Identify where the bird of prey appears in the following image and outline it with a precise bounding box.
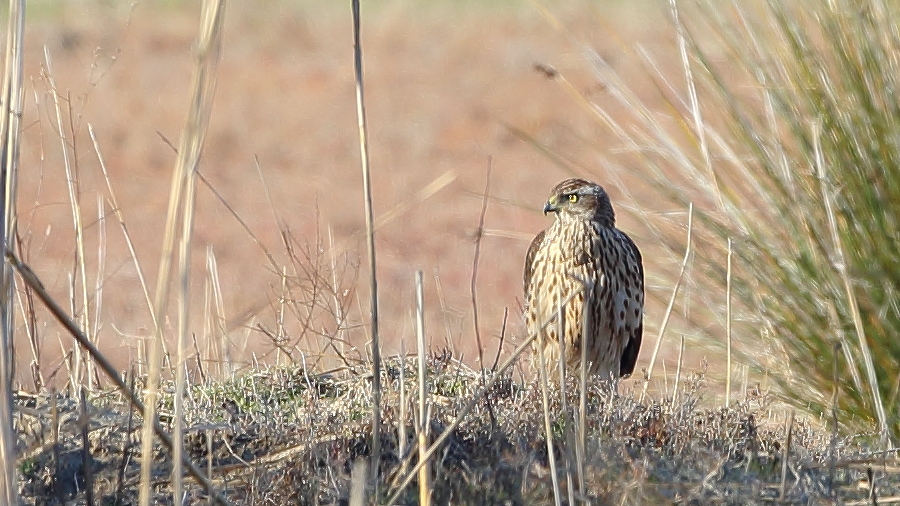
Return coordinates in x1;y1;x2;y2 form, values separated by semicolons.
523;178;644;379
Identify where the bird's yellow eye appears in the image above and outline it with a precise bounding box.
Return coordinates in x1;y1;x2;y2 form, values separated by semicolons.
568;194;578;203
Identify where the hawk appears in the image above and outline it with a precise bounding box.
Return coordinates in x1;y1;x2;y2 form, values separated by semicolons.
524;178;644;379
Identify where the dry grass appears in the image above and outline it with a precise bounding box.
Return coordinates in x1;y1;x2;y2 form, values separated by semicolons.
13;359;900;505
553;0;900;436
0;0;26;503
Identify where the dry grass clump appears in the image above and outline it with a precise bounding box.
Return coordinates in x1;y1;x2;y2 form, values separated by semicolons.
13;358;899;505
669;0;900;439
537;0;900;438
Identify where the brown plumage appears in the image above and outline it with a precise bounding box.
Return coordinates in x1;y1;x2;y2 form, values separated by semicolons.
524;178;644;379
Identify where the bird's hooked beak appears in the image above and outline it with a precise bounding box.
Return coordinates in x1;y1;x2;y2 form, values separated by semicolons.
543;197;559;215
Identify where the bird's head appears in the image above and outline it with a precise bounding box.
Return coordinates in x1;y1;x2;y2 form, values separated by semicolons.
543;178;615;227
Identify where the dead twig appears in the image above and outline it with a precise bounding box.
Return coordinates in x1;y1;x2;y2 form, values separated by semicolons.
471;157;492;375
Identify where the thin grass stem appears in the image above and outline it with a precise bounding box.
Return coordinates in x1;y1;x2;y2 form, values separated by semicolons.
640;203;693;402
415;270;431;506
537;296;562;506
673;335;685;405
44;48;91;390
0;1;25;503
349;0;382;485
139;2;226;503
725;238;733;408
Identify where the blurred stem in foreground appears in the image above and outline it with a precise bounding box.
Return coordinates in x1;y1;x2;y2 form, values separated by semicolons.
0;0;25;503
138;0;226;504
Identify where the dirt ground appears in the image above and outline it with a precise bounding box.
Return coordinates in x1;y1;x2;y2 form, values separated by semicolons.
14;1;708;390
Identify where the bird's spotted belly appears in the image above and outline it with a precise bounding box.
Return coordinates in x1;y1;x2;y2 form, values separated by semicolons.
525;251;593;363
524;233;629;378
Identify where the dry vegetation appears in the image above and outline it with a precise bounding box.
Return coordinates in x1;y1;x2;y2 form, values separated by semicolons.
1;0;898;504
14;361;900;505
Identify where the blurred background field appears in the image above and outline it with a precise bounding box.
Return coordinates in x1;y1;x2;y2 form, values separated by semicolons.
17;0;692;389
